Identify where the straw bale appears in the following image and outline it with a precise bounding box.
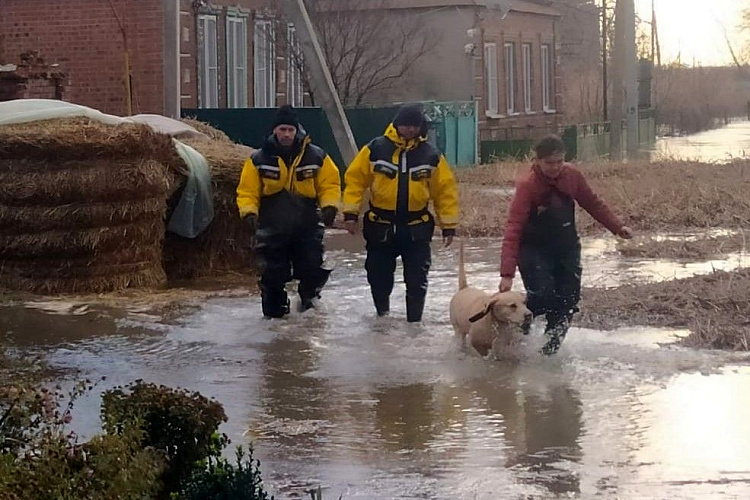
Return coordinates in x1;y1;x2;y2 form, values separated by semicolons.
163;186;254;279
0;117;185;294
181;137;253;180
0;159;176;205
180;118;233;143
0;265;166;295
0;118;182;165
1;260;159;280
162;137;256;279
0;219;164;258
0;198;165;234
5;246;161;270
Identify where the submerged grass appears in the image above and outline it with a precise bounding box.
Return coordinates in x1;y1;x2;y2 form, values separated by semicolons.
579;268;750;351
616;231;748;259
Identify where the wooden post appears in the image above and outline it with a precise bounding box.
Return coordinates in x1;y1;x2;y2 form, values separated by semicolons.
281;0;358;165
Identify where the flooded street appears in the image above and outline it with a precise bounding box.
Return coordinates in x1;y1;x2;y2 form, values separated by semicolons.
3;233;750;499
648;120;750;163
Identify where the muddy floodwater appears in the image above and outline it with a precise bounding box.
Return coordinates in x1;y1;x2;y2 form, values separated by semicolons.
3;233;750;499
648;120;750;163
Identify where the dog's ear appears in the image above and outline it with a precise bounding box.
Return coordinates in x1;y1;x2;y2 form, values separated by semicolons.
468;299;495;323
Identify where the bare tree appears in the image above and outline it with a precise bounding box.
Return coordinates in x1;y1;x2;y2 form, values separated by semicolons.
283;0;438;107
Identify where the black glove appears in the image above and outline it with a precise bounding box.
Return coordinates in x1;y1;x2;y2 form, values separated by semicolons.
320;206;337;227
244;214;257;234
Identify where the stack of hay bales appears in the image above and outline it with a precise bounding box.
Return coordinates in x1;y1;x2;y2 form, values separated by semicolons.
164;122;256;279
0;118;181;294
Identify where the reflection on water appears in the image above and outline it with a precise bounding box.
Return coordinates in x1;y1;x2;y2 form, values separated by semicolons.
644;121;750;163
4;235;750;499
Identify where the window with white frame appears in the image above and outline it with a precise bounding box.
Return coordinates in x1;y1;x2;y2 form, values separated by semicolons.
484;43;498;115
522;43;533;112
198;15;219;108
226;14;248;108
287;24;304;107
254;19;276;108
504;42;516;114
541;44;553;111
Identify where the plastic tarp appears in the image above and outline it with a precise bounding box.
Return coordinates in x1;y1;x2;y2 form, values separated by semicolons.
0;98;128;126
128;114;208;140
168;139;214;238
0;99;214;238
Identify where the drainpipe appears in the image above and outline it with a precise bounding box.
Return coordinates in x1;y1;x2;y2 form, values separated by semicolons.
163;0;181;118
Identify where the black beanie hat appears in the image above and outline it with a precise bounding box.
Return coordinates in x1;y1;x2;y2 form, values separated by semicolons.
393;103;425;128
273;104;300;129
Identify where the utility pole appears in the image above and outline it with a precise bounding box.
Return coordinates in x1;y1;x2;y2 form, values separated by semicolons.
602;0;608;122
281;0;358;165
610;0;639;157
623;0;639;153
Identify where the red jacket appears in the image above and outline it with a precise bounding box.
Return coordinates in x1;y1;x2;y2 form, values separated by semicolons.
500;163;624;277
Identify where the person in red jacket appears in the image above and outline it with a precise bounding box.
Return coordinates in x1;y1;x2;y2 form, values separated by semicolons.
499;135;633;355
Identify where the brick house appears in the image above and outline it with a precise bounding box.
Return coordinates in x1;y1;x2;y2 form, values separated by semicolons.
0;0;561;145
0;0;303;116
331;0;562;144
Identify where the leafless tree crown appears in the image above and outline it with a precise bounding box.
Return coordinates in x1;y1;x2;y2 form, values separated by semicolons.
284;0;438;106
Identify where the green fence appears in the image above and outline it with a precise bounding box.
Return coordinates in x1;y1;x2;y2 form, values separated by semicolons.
479;112;657;163
182;101;477;168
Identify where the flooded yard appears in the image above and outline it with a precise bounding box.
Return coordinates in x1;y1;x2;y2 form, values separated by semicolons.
3;233;750;499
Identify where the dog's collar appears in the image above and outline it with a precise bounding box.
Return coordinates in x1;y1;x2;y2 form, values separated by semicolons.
468;310;487;323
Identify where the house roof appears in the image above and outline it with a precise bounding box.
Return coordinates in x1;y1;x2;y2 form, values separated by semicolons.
317;0;560;17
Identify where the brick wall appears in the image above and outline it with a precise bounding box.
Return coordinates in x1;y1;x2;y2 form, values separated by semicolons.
479;9;561;141
0;52;67;101
0;0;165;116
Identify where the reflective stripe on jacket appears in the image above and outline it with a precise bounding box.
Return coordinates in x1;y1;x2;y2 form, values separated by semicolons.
342;124;459;229
236;134;341;218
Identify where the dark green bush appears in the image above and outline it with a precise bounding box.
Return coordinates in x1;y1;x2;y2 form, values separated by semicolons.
173;446;274;500
2;350;275;500
0;374;166;500
101;380;228;498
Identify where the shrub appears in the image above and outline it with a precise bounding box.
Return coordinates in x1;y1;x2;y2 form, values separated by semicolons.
101;380;228;498
0;374;166;500
173;446;274;500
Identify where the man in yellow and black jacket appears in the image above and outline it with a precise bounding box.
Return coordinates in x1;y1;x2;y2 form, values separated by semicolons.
342;103;459;322
237;105;341;318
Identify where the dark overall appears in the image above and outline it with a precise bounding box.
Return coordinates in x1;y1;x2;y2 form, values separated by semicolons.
253;142;331;318
363;137;437;322
518;189;582;353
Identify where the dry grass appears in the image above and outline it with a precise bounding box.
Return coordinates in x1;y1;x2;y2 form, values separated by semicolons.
457;159;750;237
0;265;166;295
616;232;748;259
578;269;750;351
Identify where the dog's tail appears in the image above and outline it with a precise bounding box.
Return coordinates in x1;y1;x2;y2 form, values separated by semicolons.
458;239;468;290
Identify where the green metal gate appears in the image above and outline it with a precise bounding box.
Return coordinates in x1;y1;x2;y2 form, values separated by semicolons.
182;101;478;168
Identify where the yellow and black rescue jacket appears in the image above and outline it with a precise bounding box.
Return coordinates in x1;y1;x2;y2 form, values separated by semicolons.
342;124;459;228
236;134;341;218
